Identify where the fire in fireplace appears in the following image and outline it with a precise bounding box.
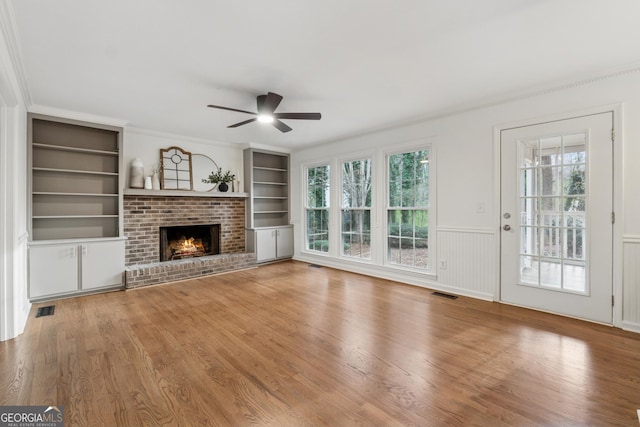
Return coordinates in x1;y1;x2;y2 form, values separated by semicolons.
159;224;220;262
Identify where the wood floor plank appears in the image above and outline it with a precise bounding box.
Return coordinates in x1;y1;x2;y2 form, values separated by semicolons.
2;260;640;426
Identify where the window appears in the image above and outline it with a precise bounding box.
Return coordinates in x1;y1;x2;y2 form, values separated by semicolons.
341;158;372;259
387;149;430;269
306;165;330;252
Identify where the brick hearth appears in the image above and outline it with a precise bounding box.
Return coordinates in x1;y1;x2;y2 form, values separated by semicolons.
123;193;255;287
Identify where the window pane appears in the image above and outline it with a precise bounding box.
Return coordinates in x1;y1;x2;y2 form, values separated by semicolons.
307;209;329;252
342;159;371;209
307;165;330;208
341;209;371;259
387;149;430;270
306;164;330;252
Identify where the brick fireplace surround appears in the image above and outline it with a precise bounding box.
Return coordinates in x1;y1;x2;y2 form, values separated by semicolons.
123;192;256;288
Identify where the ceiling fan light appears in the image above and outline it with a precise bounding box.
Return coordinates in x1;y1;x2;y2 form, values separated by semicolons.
257;114;274;123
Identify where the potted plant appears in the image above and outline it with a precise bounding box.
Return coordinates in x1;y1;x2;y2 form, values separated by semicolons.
203;167;235;192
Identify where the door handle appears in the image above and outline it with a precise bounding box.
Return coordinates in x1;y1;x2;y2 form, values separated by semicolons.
503;225;511;231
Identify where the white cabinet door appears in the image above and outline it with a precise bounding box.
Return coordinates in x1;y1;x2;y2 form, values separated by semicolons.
29;245;79;298
255;229;277;262
276;226;294;258
81;240;125;290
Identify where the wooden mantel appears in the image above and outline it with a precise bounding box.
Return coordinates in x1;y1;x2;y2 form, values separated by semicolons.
124;189;249;198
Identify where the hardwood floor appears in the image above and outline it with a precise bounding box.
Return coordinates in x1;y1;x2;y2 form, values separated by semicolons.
2;260;640;426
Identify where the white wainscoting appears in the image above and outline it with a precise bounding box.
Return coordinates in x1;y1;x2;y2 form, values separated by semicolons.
436;227;497;301
622;236;640;333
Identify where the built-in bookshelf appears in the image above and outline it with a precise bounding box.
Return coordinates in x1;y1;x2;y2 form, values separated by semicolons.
244;149;290;228
243;148;294;262
29;114;123;240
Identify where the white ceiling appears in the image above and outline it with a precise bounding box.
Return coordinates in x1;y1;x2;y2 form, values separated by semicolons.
9;0;640;149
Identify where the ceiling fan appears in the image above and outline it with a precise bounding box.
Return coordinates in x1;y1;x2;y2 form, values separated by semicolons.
207;92;321;133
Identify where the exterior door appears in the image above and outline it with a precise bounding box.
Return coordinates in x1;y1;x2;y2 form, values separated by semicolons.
500;113;613;323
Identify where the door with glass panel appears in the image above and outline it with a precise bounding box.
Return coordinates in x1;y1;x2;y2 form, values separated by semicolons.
500;113;613;323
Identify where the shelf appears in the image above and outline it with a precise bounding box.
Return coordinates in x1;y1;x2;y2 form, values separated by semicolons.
254;166;287;172
255;210;288;214
254;196;288;200
33;167;118;176
29;113;123;242
245;148;290;229
254;181;288;186
33;192;118;197
124;189;249;198
33;215;119;219
33;142;118;156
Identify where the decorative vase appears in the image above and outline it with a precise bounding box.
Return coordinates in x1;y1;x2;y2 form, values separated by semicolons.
144;176;152;189
218;182;229;192
152;172;160;190
130;158;144;189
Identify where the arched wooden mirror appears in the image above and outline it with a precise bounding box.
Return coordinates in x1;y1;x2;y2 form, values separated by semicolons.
160;146;193;190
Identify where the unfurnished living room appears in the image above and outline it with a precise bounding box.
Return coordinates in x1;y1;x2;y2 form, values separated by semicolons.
1;1;640;425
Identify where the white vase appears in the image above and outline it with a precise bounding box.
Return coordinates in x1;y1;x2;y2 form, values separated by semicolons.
130;158;144;189
144;176;152;189
152;172;160;190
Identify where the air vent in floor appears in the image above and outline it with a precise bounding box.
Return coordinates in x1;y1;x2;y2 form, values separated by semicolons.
36;305;55;317
432;291;458;300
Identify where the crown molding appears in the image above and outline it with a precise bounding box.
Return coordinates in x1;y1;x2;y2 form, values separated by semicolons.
241;142;291;154
0;0;31;107
310;62;640;149
29;104;128;128
125;126;237;148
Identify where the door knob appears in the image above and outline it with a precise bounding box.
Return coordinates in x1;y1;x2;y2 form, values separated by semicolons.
503;225;511;231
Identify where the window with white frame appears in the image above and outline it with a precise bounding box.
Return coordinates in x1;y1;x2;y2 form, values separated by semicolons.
341;158;372;259
306;164;330;252
387;149;430;269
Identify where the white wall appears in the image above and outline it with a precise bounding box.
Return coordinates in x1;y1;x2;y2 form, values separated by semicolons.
291;69;640;331
123;128;244;192
0;1;30;341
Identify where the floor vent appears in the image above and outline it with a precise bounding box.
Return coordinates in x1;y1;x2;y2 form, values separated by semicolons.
432;291;458;300
308;264;323;268
36;305;55;317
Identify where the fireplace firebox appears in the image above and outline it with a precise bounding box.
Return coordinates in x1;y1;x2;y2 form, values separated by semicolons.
159;224;220;262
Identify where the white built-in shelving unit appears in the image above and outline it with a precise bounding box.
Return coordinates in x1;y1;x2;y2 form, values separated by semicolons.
244;148;294;262
28;113;125;301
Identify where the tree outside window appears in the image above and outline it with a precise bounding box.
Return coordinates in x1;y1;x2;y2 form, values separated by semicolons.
306;165;330;252
387;149;430;269
341;159;372;259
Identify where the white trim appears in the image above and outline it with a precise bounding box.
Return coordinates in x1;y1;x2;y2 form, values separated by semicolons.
623;235;640;244
30;104;128;128
309;64;640;148
436;226;495;235
0;1;30;106
620;321;640;334
126;125;237;148
294;253;493;301
242;142;291;154
0;104;8;341
494;103;624;327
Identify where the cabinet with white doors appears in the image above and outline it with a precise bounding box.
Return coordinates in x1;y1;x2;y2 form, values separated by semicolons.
246;226;294;263
29;239;125;301
244;148;294;262
28;113;125;301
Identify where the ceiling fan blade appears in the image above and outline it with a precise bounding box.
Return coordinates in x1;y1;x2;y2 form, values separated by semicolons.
207;104;256;115
228;118;257;128
274;112;321;120
260;92;283;114
272;119;293;133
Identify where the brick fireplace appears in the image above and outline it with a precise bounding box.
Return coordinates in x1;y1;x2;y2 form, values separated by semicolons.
123;192;256;288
